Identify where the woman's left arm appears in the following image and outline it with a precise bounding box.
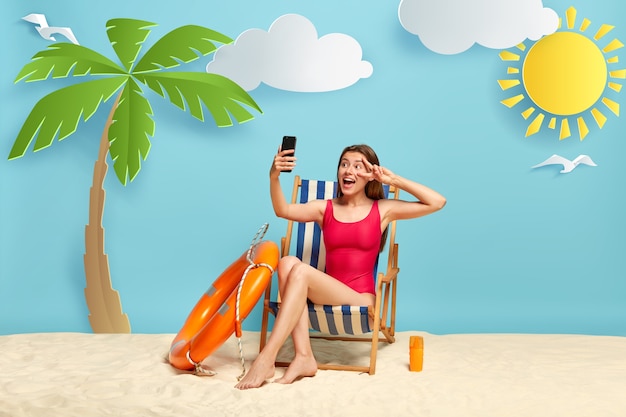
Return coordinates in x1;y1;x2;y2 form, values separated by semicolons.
360;161;446;221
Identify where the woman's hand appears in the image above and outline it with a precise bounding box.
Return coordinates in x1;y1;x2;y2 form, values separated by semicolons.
270;147;296;178
359;158;446;221
359;158;395;185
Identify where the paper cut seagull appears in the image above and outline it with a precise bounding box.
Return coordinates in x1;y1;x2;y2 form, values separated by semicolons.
22;13;79;45
531;154;597;173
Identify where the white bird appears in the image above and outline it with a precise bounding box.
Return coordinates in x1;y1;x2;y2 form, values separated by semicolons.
22;13;79;45
531;154;597;173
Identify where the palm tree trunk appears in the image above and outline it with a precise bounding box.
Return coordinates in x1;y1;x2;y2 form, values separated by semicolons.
84;93;131;333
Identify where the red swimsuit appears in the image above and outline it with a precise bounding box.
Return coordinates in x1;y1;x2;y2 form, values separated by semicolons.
322;199;381;295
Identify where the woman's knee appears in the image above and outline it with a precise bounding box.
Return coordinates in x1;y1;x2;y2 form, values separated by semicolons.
277;256;301;284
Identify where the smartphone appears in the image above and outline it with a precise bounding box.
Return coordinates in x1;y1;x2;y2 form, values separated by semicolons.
281;136;297;172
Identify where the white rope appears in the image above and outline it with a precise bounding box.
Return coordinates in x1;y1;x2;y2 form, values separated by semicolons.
235;223;273;381
186;350;216;376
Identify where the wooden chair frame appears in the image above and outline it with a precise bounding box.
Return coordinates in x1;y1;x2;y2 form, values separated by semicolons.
259;175;399;375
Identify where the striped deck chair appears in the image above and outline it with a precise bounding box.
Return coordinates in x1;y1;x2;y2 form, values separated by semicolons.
259;175;399;375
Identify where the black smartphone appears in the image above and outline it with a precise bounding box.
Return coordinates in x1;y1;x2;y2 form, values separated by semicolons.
281;136;297;172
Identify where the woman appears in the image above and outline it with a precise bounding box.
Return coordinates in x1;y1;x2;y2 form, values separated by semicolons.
235;144;446;389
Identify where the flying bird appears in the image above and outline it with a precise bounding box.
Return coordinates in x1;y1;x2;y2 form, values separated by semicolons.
531;154;597;173
22;13;79;45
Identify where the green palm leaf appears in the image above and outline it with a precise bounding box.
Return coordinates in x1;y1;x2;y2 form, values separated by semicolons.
108;78;154;185
107;18;156;72
10;18;263;186
138;72;262;127
9;77;128;159
134;25;233;73
15;44;126;83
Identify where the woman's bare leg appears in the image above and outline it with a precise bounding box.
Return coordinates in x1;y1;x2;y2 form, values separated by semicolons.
235;257;374;389
274;301;317;384
270;257;316;384
235;257;308;389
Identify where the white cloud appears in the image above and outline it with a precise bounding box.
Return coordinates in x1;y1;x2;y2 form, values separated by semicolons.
206;14;373;92
398;0;559;55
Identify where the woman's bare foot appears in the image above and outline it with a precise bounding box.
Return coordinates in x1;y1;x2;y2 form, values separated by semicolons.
274;354;317;384
235;353;275;390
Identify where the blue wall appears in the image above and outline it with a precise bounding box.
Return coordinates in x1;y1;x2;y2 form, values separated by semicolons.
1;0;624;336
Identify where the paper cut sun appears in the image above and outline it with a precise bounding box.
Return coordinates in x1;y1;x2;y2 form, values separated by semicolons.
498;6;625;140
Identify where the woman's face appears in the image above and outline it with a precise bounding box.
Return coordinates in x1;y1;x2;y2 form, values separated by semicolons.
337;151;370;195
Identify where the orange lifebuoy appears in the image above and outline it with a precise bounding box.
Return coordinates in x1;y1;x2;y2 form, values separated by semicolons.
169;239;279;371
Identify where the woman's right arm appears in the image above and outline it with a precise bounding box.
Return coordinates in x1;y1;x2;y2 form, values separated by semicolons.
270;149;325;224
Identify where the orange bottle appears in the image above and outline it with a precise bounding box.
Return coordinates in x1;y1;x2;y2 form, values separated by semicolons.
409;335;424;372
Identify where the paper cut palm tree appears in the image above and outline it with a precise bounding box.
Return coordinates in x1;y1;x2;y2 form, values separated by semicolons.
9;18;262;333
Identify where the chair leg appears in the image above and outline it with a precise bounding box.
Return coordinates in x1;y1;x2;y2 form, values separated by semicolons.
368;328;380;375
259;313;268;352
259;292;271;352
390;276;397;337
368;281;385;375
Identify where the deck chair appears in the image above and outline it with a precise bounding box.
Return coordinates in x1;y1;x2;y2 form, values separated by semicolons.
259;175;400;375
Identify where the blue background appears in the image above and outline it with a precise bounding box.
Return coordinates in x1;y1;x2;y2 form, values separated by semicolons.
1;0;624;336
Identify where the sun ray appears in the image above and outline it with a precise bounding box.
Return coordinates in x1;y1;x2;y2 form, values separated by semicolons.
498;6;622;140
499;51;520;61
610;69;626;78
525;113;544;137
580;18;591;32
559;119;571;140
602;97;620;115
501;94;524;108
594;24;614;40
497;79;520;90
591;108;608;127
603;39;624;53
577;117;589;140
548;117;557;129
521;107;535;120
566;6;577;29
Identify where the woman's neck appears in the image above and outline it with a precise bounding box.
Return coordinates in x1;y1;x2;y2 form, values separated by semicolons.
336;194;371;207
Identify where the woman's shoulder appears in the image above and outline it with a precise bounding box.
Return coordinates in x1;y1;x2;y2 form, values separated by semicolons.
375;197;396;218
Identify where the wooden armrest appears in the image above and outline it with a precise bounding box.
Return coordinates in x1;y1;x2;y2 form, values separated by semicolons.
378;267;399;284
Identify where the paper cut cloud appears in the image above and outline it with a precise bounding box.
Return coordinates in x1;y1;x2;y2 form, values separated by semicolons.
398;0;558;55
205;14;373;92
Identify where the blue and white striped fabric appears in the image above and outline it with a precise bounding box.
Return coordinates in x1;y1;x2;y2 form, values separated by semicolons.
308;303;371;335
293;179;389;336
296;179;337;271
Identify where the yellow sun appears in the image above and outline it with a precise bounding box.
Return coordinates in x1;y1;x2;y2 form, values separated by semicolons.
498;6;625;140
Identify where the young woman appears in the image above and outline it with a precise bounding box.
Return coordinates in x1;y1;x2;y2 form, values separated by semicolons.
235;144;446;389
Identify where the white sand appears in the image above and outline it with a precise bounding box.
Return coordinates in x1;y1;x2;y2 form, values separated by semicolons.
1;331;625;417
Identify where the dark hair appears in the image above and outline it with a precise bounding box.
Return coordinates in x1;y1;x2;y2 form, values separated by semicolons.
336;144;388;252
